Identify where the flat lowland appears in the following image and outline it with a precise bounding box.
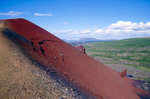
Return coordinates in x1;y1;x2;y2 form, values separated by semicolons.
84;38;150;91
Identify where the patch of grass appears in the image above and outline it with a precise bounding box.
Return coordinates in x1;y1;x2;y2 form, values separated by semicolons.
84;38;150;72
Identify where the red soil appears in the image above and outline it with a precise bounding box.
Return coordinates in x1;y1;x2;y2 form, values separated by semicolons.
1;18;149;99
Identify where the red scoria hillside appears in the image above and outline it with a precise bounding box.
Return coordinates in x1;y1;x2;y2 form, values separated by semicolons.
0;18;149;99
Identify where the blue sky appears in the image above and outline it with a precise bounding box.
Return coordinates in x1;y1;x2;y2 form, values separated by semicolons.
0;0;150;40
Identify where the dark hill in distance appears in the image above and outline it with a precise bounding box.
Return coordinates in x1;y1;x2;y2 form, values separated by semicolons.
65;38;115;46
79;38;100;42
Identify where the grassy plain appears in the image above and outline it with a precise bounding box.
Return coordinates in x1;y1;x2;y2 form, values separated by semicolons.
84;38;150;72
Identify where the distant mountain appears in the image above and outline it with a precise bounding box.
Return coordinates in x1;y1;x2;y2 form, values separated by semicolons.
64;38;116;46
79;38;100;42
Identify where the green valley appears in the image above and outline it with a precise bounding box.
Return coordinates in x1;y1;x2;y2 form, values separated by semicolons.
84;38;150;73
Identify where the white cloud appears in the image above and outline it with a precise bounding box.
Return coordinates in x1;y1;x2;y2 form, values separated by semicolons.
62;22;69;24
0;11;24;16
34;13;53;16
106;21;150;35
93;29;103;34
79;29;91;34
52;21;150;40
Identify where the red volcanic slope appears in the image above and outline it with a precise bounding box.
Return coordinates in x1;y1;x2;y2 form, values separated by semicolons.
0;18;149;99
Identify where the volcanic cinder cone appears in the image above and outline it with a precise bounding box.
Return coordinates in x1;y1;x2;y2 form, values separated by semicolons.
0;18;149;99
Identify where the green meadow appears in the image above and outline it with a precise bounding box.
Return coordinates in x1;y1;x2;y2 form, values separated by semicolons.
84;38;150;72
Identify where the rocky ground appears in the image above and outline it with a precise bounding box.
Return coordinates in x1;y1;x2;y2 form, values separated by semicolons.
94;57;150;92
0;33;92;99
95;57;150;79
